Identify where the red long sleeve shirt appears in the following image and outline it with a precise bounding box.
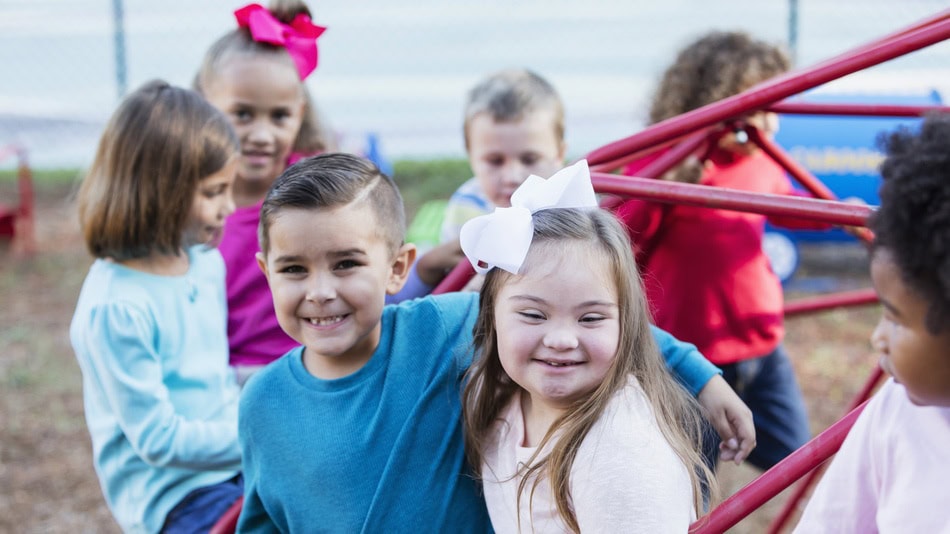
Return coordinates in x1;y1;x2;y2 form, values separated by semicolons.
616;150;828;364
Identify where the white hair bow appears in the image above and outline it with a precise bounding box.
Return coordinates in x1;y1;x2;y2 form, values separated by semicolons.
459;159;598;275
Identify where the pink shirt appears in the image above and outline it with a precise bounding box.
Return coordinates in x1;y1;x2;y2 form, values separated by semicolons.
794;378;950;533
482;379;693;533
219;201;296;367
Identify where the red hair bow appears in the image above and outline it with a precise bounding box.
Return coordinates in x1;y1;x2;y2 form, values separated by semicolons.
234;3;326;80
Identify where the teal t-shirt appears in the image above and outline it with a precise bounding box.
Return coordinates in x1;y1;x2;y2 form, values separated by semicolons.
237;292;718;532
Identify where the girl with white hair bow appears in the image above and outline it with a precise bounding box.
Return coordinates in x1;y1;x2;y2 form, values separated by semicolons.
460;160;744;532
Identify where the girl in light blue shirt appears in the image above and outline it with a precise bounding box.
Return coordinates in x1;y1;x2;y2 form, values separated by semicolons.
69;79;242;533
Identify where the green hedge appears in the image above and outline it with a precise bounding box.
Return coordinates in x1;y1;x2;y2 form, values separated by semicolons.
1;158;473;220
391;158;471;218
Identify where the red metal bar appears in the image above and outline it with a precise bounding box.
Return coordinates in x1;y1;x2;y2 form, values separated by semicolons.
767;366;886;533
799;9;950;76
209;496;242;534
747;128;877;243
690;399;871;534
432;260;476;295
747;127;837;199
632;129;712;179
432;172;871;294
769;101;950;117
784;288;879;318
585;16;950;168
592;173;873;227
588;135;684;175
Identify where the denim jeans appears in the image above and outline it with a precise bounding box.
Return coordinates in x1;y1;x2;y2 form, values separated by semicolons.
162;474;244;534
702;344;811;471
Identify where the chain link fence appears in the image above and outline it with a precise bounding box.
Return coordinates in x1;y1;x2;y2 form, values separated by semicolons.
2;0;949;170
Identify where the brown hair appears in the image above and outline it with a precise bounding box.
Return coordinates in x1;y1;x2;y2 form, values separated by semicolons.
463;68;565;150
258;153;405;257
462;208;715;532
193;0;334;155
649;31;790;183
78;79;238;260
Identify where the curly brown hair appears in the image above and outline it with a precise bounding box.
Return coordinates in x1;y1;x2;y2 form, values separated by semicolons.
872;113;950;333
648;31;790;183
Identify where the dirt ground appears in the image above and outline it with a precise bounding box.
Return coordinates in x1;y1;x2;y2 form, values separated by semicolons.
0;182;879;533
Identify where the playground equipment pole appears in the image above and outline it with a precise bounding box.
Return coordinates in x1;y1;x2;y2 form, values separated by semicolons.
586;11;950;171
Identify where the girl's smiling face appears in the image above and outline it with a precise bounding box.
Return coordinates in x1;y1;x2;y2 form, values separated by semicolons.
870;247;950;407
203;55;305;205
493;241;620;415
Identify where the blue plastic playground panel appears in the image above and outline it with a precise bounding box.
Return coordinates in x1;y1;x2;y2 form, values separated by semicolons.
763;90;941;281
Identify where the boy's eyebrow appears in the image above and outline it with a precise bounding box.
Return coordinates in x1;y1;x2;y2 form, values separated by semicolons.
329;248;367;258
271;254;305;264
271;249;367;263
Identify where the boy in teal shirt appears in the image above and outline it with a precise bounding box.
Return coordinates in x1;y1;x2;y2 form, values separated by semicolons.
238;153;750;531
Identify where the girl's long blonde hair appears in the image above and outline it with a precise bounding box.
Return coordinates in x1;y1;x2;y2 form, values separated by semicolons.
462;208;716;532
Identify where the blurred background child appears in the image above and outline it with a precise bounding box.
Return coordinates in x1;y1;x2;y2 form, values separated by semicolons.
414;68;570;291
398;68;569;293
194;0;335;384
69;80;242;533
440;68;567;241
794;114;950;532
460;166;715;531
615;31;836;471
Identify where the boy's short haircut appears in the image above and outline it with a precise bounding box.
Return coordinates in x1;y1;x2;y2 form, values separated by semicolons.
258;153;406;256
871;113;950;333
462;68;565;149
78;79;238;261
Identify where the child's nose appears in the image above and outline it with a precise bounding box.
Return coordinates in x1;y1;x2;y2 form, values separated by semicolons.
870;318;888;354
543;328;579;351
305;274;336;302
499;162;527;185
247;120;275;145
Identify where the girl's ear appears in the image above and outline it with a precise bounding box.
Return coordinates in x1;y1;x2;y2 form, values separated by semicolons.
256;251;270;283
386;243;417;295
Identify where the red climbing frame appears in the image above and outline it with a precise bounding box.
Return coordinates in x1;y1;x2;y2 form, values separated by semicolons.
432;8;950;534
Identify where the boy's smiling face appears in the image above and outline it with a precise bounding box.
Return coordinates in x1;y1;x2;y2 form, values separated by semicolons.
467;110;566;208
257;202;413;379
870;247;950;407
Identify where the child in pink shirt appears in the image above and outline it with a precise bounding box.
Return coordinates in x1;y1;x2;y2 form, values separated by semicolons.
194;1;335;381
794;114;950;532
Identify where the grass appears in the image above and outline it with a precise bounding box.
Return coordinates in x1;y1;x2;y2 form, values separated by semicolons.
0;167;83;185
0;159;473;222
391;157;472;219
